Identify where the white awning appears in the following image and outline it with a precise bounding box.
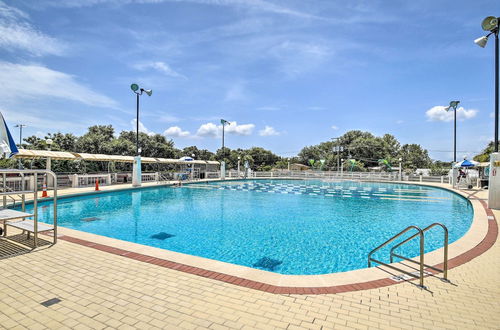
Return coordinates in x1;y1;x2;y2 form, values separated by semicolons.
74;153;135;162
14;149;78;160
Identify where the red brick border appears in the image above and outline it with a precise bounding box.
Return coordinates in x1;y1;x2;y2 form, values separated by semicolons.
59;199;498;295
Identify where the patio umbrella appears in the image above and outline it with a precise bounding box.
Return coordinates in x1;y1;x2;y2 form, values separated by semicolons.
0;112;18;158
179;156;194;161
454;159;479;168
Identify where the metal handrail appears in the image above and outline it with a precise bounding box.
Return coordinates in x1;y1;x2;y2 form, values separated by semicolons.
368;225;425;287
390;223;449;280
0;169;58;247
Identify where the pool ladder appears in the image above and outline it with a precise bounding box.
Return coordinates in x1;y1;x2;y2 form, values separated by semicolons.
368;223;449;288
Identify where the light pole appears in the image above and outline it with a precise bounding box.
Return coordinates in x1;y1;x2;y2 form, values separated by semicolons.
237;156;241;177
444;100;460;163
45;138;53;171
340;158;344;178
14;124;26;169
398;157;402;181
331;137;343;172
287;158;290;171
14;124;26;147
475;16;500;208
130;84;152;187
475;16;499;151
220;119;230;179
45;138;53;187
191;153;196;180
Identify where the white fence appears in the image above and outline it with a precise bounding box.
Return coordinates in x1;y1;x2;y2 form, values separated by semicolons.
221;170;463;185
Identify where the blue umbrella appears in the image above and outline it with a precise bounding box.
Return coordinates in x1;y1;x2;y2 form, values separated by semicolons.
0;112;18;158
454;159;478;168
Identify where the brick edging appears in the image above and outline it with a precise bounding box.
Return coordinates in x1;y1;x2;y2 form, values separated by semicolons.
59;199;498;295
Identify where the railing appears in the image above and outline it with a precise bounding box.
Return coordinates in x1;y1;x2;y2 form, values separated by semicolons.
205;172;220;179
0;169;58;247
141;172;158;183
390;223;449;281
70;174;111;188
368;226;425;288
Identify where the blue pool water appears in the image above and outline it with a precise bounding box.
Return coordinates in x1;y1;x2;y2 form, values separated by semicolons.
24;180;473;275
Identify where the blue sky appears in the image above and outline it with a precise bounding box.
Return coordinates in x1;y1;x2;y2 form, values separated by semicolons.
0;0;498;160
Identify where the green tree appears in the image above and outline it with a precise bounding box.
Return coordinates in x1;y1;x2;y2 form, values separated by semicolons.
474;142;493;162
398;144;432;169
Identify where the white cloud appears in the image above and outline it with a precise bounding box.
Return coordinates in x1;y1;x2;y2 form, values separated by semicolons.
0;61;118;109
396;120;404;124
196;122;219;137
331;125;339;130
425;106;478;122
196;121;255;137
164;126;190;137
131;119;155;136
259;126;280;136
0;1;66;56
133;61;187;79
225;121;255;136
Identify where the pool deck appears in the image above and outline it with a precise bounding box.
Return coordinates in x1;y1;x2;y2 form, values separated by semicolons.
0;181;499;329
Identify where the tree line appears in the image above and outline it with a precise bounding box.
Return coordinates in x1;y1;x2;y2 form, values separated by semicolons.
0;125;457;173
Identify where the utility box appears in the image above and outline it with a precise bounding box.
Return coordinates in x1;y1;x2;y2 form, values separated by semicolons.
488;152;500;209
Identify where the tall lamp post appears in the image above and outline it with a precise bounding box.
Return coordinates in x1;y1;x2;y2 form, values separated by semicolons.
331;137;343;173
475;16;500;208
398;157;402;181
14;124;26;147
237;156;241;177
14;124;26;169
444;100;460;163
475;16;499;152
130;84;152;187
46;138;53;187
220;119;230;179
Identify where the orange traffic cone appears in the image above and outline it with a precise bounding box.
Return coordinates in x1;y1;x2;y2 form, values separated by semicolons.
41;181;49;198
95;180;100;191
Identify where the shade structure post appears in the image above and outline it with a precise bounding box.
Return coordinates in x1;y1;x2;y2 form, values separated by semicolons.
132;156;142;187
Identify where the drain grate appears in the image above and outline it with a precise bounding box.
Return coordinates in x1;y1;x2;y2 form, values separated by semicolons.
81;217;100;222
253;257;283;271
150;232;175;240
41;298;61;307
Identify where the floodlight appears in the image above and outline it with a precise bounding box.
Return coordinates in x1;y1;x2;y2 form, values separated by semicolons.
474;36;489;48
481;16;498;31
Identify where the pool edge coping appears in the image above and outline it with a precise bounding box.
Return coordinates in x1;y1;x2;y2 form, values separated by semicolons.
52;180;496;294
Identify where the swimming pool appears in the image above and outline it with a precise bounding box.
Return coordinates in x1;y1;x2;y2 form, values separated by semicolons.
26;180;473;275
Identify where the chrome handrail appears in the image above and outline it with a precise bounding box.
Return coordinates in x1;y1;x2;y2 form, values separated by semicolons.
0;169;58;247
390;223;449;280
368;225;425;288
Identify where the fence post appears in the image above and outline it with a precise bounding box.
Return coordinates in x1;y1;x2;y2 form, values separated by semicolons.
419;174;423;183
441;176;444;184
72;174;78;188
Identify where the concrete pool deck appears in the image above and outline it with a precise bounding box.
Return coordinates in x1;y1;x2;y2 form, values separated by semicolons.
0;181;498;328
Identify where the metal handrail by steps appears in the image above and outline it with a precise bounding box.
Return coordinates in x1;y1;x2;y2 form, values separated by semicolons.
368;226;425;287
390;223;449;281
368;223;450;288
